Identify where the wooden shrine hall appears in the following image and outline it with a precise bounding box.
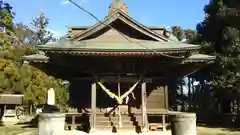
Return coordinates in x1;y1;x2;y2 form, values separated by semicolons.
23;0;215;132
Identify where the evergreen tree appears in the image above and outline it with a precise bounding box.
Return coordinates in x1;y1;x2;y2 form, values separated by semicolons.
196;0;240;122
197;0;240;92
14;23;34;45
0;0;15;33
0;1;68;109
0;0;17;58
20;63;68;107
30;11;54;45
171;26;184;41
217;0;240;28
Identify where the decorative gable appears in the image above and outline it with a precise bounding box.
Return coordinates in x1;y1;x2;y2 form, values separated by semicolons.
71;11;168;42
80;28;153;43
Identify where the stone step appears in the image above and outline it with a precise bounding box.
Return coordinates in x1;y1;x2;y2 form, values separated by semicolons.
96;118;142;123
96;122;112;126
96;113;142;116
96;120;134;125
95;115;139;118
95;126;113;131
96;118;142;125
95;125;138;131
95;114;143;126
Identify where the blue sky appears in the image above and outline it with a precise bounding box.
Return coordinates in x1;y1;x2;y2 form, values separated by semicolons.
7;0;208;38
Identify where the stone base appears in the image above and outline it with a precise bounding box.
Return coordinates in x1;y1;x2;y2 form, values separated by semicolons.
38;113;66;135
171;113;197;135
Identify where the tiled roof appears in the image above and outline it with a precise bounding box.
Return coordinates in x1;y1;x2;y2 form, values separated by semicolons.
37;40;200;52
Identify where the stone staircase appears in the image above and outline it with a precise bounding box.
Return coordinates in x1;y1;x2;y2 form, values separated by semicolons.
95;112;142;131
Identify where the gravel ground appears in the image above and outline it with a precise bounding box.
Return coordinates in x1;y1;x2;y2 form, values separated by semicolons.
197;126;240;135
0;125;240;135
0;125;37;135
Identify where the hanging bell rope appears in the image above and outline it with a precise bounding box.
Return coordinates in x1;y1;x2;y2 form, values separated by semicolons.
119;80;140;100
94;75;143;105
97;82;123;104
125;92;136;104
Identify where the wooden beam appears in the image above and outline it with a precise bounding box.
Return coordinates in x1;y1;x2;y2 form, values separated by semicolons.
90;83;97;131
73;76;154;83
141;82;148;131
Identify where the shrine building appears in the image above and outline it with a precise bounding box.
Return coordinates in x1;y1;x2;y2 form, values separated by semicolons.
23;0;215;132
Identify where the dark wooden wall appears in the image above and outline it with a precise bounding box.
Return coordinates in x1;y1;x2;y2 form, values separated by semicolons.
68;78;169;111
68;79;92;108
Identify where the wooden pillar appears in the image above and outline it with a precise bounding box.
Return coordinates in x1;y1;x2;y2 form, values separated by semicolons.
162;114;166;131
164;86;169;110
117;77;122;128
72;115;76;130
162;86;168;131
141;82;148;131
90;83;97;131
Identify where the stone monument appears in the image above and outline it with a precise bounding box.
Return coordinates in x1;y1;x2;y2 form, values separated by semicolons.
38;88;66;135
47;88;55;105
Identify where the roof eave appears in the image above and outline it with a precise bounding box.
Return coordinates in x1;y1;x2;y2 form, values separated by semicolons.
37;46;199;53
147;26;166;30
66;26;90;30
183;55;216;64
22;54;49;63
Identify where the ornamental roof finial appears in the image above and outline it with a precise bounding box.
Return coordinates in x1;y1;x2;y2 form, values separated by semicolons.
108;0;128;15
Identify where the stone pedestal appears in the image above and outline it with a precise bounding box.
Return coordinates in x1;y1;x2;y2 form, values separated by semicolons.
171;113;197;135
38;113;65;135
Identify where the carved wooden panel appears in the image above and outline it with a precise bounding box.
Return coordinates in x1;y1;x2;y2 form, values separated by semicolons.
146;86;168;110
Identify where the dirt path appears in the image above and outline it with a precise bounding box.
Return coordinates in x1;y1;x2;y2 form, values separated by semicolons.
197;126;240;135
0;125;240;135
0;125;37;135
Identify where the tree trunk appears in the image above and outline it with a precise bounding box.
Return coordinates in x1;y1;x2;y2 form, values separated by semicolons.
191;78;195;111
199;80;205;111
188;77;191;111
0;105;4;125
180;81;184;112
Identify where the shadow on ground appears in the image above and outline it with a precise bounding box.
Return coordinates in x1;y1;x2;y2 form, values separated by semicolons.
197;112;240;132
15;115;39;128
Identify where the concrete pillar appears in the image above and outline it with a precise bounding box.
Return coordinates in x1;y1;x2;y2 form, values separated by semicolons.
38;113;65;135
171;113;197;135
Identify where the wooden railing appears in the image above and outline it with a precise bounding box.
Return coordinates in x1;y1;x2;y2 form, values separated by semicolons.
65;113;90;130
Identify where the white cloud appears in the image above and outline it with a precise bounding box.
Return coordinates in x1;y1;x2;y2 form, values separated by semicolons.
48;29;64;38
61;0;70;5
61;0;88;6
138;16;149;25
